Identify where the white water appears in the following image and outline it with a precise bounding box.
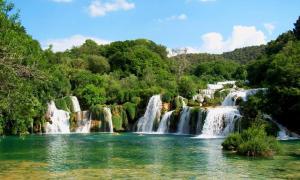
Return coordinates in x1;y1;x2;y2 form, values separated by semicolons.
137;95;162;133
70;96;81;112
45;101;70;134
75;111;91;133
177;107;192;134
263;114;299;140
103;107;114;133
157;111;174;134
222;88;266;106
216;81;236;86
193;81;235;102
196;107;240;138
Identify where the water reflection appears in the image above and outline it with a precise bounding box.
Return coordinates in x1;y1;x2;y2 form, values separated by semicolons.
0;134;299;179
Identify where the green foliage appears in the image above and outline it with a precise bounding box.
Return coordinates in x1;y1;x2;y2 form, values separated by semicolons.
54;96;73;112
293;16;300;40
76;84;106;107
223;45;266;64
123;102;137;122
247;25;300;133
194;60;240;80
161;92;173;103
87;55;110;74
178;76;197;99
111;105;128;131
222;123;282;157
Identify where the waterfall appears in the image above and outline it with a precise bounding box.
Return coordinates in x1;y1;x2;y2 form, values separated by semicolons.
137;95;162;133
263;114;300;140
75;111;91;133
196;107;240;138
157;111;174;134
103;107;114;133
177;107;192;134
45;101;70;134
193;81;235;102
222;88;266;106
70;96;81;112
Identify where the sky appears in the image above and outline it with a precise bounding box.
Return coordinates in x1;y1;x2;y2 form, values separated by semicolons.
11;0;300;54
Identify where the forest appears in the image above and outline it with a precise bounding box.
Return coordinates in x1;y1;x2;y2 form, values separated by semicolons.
0;0;299;138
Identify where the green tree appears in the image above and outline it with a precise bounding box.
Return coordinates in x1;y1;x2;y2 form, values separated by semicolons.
293;16;300;40
87;55;110;74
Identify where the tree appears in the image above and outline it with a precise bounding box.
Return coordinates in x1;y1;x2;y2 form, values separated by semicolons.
293;16;300;40
87;55;110;74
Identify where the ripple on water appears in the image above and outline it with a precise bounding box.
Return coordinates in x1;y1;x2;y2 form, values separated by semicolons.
0;133;299;179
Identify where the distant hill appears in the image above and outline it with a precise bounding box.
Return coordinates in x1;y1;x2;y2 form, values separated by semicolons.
172;45;266;65
222;45;266;64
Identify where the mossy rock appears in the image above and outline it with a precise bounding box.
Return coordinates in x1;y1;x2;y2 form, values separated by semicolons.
123;102;137;123
168;109;181;133
173;96;188;109
187;100;200;107
111;105;129;131
69;112;77;132
90;104;106;120
189;107;206;134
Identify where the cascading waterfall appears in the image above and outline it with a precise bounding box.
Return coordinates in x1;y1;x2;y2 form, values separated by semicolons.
70;96;81;112
103;107;114;133
75;111;91;133
263;114;299;140
197;107;240;138
157;111;174;134
137;95;162;133
177;107;192;134
45;101;70;134
222;88;266;106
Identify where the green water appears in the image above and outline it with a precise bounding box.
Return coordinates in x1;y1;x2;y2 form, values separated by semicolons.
0;133;299;179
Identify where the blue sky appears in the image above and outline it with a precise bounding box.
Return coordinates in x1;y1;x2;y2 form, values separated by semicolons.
11;0;300;53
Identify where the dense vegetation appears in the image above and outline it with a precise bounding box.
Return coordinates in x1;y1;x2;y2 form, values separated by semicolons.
0;0;299;138
222;121;281;157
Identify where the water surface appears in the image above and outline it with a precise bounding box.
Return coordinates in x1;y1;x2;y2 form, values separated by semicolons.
0;133;299;179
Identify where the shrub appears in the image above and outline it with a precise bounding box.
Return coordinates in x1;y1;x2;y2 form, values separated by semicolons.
222;123;282;157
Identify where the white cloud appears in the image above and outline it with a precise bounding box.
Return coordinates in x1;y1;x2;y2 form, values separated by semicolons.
170;25;266;55
43;35;111;52
88;0;135;17
158;14;188;23
51;0;73;3
200;25;266;53
263;23;275;35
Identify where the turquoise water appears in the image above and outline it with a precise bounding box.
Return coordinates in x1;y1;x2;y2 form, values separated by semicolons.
0;133;299;179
